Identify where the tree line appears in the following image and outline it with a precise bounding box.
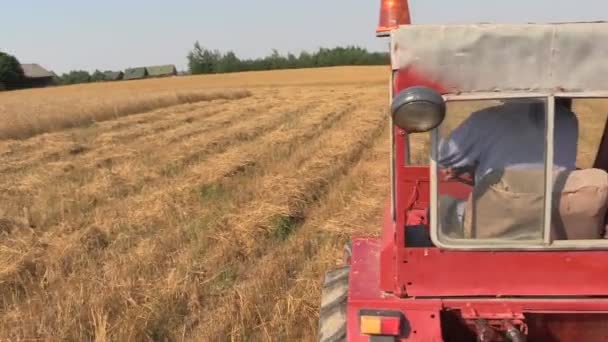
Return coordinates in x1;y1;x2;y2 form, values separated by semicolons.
187;42;388;75
1;44;388;90
54;70;109;85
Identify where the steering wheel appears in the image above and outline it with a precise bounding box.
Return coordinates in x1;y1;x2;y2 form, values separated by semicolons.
441;166;475;186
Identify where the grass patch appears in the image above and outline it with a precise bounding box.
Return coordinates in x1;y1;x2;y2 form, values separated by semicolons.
182;219;208;243
210;265;239;292
159;163;181;177
198;183;228;202
271;214;303;241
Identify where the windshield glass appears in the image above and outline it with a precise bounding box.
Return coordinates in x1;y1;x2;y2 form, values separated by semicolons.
434;98;551;244
431;96;608;248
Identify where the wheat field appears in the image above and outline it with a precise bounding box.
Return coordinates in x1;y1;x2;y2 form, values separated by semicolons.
2;66;607;341
0;66;393;341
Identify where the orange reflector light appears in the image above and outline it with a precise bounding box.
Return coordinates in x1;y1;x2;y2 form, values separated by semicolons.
360;315;401;336
377;0;411;36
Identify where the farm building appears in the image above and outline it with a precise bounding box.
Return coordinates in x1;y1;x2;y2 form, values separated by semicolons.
123;67;148;80
146;65;177;78
21;63;55;87
103;71;124;81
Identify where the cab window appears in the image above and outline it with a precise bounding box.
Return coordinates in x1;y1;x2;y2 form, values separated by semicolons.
572;99;608;168
433;96;608;248
435;99;547;244
552;99;608;241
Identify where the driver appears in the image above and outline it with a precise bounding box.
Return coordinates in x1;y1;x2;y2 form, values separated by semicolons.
438;99;578;183
437;99;579;234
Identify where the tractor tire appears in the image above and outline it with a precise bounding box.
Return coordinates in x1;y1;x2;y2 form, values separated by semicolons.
318;266;350;342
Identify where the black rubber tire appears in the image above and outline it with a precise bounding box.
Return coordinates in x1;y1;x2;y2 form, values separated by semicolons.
318;266;350;342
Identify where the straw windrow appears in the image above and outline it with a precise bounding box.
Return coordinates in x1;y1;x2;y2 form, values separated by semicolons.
3;67;605;341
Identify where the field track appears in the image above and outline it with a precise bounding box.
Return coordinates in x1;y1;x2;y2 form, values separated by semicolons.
3;66;607;341
0;66;394;341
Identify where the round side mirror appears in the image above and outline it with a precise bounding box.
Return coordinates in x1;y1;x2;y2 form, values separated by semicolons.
391;86;446;133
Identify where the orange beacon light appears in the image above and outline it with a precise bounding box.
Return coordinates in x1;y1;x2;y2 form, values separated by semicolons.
377;0;411;36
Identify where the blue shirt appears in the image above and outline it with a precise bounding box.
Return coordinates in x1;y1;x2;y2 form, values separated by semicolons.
438;101;579;182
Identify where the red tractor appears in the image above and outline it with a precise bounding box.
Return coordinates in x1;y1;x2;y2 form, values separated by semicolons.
318;1;608;341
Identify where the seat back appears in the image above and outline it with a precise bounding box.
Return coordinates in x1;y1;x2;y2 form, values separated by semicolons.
463;168;608;240
553;169;608;240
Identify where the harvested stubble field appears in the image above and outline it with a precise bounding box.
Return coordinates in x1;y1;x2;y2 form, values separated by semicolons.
2;65;607;342
0;66;393;341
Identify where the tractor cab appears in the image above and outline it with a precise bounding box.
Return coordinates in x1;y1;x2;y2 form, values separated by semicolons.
318;1;608;341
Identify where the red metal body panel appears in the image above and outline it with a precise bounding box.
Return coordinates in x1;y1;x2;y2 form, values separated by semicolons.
400;248;608;297
380;197;397;292
349;239;608;341
349;239;443;342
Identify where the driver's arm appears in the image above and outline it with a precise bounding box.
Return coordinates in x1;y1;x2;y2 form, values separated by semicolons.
437;112;484;170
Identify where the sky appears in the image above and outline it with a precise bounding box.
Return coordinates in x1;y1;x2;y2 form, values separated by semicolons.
2;0;608;74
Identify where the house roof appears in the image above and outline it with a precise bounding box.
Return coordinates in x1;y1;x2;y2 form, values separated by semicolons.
103;71;124;81
146;65;177;77
123;67;147;80
21;64;54;79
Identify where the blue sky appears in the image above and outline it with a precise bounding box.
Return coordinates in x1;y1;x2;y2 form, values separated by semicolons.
2;0;607;74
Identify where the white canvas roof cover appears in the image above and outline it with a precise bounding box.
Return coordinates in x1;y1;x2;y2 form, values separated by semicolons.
390;22;608;93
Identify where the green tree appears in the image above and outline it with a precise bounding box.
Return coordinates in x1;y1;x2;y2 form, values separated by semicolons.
298;51;314;68
91;70;106;82
52;73;62;85
216;51;240;73
286;53;298;69
60;70;91;85
188;41;221;74
0;51;25;89
266;49;287;70
186;43;389;75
